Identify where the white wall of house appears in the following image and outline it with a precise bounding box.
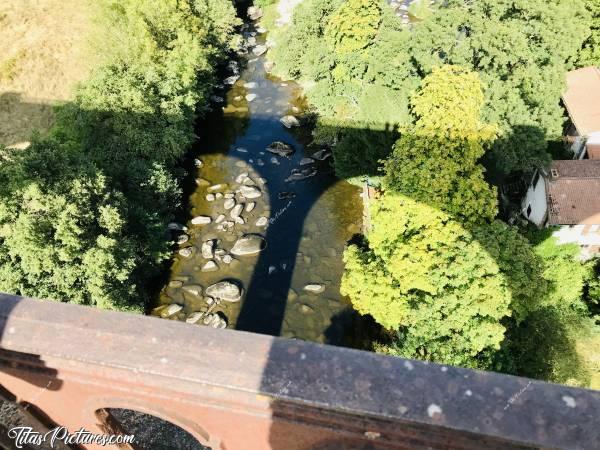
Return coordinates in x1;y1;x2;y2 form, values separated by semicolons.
553;225;600;247
521;172;547;227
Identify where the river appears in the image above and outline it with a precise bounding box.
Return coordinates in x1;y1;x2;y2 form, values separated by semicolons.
152;16;363;345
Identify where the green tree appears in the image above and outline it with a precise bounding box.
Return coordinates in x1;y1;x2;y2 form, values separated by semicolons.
408;0;591;173
384;66;498;224
503;231;597;386
325;0;382;55
0;0;239;310
341;194;543;368
0;140;140;311
577;0;600;66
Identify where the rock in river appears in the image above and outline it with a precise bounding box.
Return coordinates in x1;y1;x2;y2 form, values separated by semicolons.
286;167;317;182
252;45;267;56
201;240;215;259
176;234;189;245
182;284;203;297
256;216;268;227
168;222;187;231
206;281;242;302
313;149;332;161
207;184;227;192
224;198;236;210
186;311;204;324
191;216;211;225
304;283;325;294
178;247;194;258
201;261;219;272
280;115;300;128
266;141;295;157
236;172;249;183
246;93;257;102
230;203;244;219
224;75;239;85
240;185;262;199
166;304;183;317
248;6;263;20
230;234;266;256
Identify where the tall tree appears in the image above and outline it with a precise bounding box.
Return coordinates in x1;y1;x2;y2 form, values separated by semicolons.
577;0;600;66
341;194;543;368
384;66;498;224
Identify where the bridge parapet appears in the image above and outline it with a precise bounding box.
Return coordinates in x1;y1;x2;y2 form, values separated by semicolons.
0;294;598;449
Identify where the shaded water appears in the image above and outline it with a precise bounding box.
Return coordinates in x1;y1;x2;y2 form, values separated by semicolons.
153;23;362;344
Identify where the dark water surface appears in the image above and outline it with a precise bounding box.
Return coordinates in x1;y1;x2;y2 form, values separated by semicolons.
153;24;362;344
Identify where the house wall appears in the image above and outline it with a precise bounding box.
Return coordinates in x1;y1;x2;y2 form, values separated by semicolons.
553;224;600;247
589;143;600;160
521;172;547;227
587;132;600;159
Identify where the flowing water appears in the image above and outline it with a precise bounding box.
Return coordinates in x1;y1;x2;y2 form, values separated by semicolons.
152;21;363;344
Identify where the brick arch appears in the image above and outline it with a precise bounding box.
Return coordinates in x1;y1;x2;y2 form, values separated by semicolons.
86;397;221;449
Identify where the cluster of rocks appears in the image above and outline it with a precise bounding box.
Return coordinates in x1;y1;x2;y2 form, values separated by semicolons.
153;280;244;329
164;155;278;328
237;9;270;59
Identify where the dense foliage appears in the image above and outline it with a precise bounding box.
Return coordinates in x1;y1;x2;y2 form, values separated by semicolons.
338;55;599;382
578;0;600;66
269;0;591;179
503;231;598;386
384;66;498;224
0;0;239;311
342;66;541;369
342;194;542;368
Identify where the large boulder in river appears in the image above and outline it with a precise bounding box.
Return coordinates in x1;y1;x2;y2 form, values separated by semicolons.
304;283;325;294
206;281;242;302
252;45;267;56
280;115;300;128
201;240;215;259
182;284;203;297
166;304;183;317
230;203;244;219
285;167;317;182
191;216;211;225
248;6;263;20
266;141;295;158
230;234;266;256
240;185;262;199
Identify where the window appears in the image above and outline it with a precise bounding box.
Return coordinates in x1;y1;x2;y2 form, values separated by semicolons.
526;204;532;217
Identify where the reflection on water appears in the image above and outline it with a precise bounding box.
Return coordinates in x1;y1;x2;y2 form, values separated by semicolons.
153;21;362;344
